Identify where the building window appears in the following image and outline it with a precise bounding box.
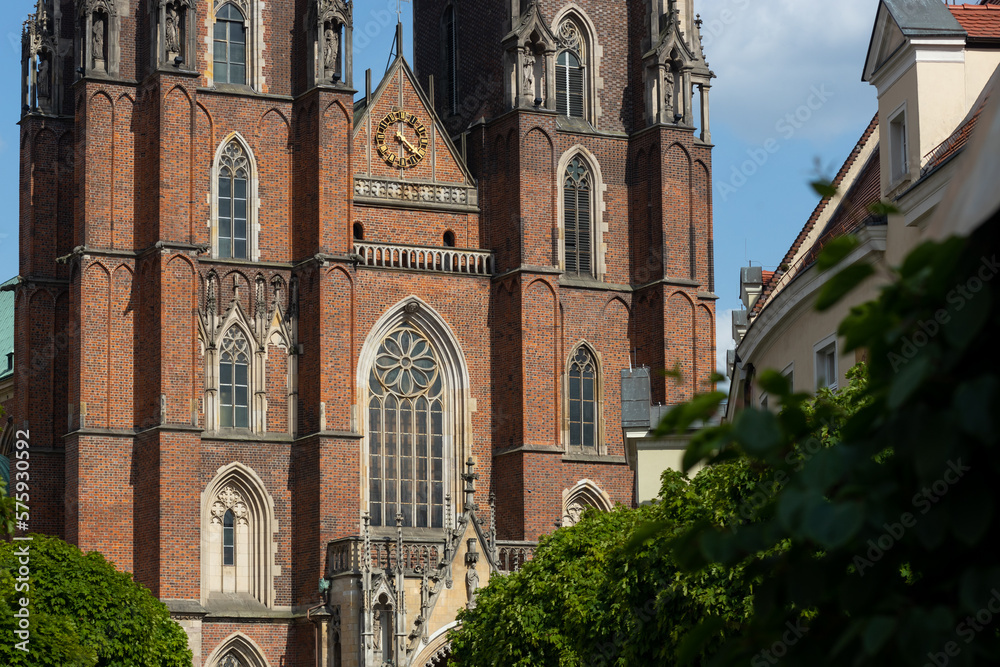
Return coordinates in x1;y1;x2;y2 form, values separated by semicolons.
223;509;236;566
220;327;251;429
353;223;364;241
214;4;247;85
889;106;908;184
563;157;593;277
203;465;277;607
369;325;445;528
815;337;838;391
215;137;255;260
220;655;246;667
443;230;456;247
443;6;458;115
568;345;598;453
556;19;587;118
782;363;794;392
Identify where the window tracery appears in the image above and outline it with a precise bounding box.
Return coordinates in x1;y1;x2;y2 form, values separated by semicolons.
220;327;250;429
567;345;598;452
563;157;593;277
368;325;446;529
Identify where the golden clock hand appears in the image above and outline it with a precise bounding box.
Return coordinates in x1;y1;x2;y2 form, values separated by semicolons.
395;131;417;154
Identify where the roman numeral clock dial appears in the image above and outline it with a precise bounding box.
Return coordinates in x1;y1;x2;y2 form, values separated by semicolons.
375;110;429;169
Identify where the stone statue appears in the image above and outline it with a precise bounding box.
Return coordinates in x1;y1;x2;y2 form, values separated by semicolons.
37;58;50;100
166;6;180;54
93;16;105;62
523;53;535;95
324;25;339;70
465;567;480;609
664;68;675;119
372;612;382;652
564;501;585;526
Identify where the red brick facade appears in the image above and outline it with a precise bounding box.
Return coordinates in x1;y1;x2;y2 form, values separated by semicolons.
15;0;715;665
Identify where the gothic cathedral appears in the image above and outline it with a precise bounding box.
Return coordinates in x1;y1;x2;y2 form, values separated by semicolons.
14;0;715;664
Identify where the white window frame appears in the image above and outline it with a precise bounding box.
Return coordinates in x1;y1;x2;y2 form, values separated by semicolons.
888;102;909;186
782;362;794;393
814;334;839;391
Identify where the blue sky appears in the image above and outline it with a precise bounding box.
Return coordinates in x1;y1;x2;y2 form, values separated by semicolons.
0;0;880;376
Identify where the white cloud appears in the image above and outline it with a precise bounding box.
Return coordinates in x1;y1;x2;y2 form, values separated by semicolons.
701;0;876;143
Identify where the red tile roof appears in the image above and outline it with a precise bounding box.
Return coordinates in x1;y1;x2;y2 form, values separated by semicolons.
949;4;1000;40
750;114;880;316
923;90;991;171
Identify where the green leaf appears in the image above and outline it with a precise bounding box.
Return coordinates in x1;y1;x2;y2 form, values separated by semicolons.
811;179;838;198
887;354;932;409
863;616;897;655
757;369;791;398
804;500;864;549
675;617;727;665
816;235;860;271
731;409;783;457
816;263;876;311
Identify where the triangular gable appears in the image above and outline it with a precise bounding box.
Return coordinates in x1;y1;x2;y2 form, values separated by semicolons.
864;4;907;82
864;0;967;82
352;55;479;213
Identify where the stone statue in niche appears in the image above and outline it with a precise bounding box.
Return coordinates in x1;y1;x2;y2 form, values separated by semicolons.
372;612;382;652
37;57;50;100
324;24;339;73
663;67;675;120
165;6;181;55
523;52;535;96
93;16;105;67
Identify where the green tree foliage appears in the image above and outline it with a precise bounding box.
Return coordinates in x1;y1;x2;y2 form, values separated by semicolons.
667;215;1000;664
0;534;193;667
448;368;872;666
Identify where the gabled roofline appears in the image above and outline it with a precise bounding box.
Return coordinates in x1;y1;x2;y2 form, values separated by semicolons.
863;0;967;83
352;53;477;186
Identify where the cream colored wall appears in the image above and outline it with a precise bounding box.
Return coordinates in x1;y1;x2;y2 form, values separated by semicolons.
965;51;1000;108
914;59;968;163
878;66;919;194
750;272;882;398
635;439;702;503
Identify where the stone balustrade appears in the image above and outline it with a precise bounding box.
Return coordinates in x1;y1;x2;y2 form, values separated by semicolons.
354;241;494;276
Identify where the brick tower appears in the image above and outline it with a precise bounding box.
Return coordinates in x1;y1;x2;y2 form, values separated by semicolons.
13;0;715;665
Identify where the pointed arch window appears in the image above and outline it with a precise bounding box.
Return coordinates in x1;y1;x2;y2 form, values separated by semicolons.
568;346;598;453
564;157;593;277
216;139;253;260
556;20;586;118
442;6;458;115
220;327;251;429
557;51;584;118
368;325;445;529
214;4;247;85
220;655;246;667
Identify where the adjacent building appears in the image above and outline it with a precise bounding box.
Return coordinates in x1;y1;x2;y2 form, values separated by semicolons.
12;0;717;665
728;0;1000;414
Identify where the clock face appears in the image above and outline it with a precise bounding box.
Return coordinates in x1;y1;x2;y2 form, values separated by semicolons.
375;110;429;169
